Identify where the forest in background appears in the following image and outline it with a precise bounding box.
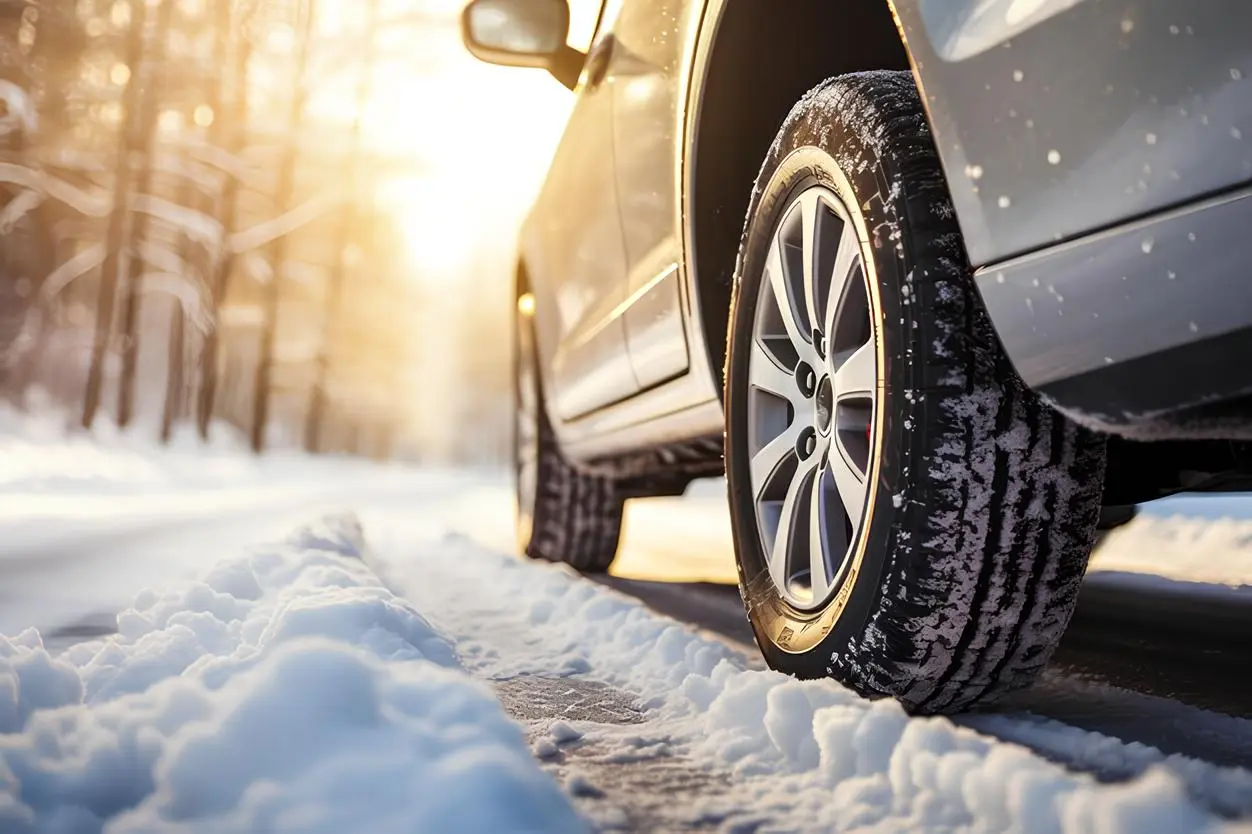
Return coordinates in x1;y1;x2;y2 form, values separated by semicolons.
0;0;514;464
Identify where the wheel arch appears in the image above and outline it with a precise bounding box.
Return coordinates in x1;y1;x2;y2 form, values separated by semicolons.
684;0;911;396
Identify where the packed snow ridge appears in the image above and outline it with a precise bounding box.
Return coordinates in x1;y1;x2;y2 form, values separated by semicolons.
379;532;1252;833
0;514;585;833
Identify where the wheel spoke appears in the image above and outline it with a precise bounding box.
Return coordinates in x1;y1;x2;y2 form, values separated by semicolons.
765;235;818;365
745;184;877;612
768;455;818;587
828;442;867;533
825;224;861;339
750;417;802;499
749;336;802;407
807;465;843;599
799;191;824;341
833;341;876;399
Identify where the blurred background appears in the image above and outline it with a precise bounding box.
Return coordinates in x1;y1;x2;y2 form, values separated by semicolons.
0;0;602;464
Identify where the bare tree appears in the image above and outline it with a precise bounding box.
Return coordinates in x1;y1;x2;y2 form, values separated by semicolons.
251;0;316;453
159;294;183;442
196;0;249;440
160;163;194;441
305;0;379;453
2;0;420;456
116;0;176;428
81;0;149;430
159;0;223;442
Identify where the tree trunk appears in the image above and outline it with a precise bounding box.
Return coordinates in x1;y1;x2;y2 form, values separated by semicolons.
196;0;246;441
81;0;149;430
251;0;316;454
160;301;184;443
116;0;176;430
159;150;197;443
10;304;49;407
305;0;379;454
223;349;243;428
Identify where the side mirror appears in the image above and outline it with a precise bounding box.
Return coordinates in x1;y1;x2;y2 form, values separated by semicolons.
460;0;583;90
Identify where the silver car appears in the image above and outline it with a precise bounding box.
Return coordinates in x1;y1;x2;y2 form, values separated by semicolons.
461;0;1252;713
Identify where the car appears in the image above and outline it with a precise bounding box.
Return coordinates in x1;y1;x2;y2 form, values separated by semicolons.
459;0;1252;714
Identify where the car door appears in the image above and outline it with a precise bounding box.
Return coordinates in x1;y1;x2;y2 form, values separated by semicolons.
608;0;696;388
528;0;639;422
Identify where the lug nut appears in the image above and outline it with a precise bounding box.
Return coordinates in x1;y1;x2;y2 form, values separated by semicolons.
797;426;817;460
796;362;817;398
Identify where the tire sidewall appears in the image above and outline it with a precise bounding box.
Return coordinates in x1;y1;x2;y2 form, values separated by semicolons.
726;122;934;672
729;76;1104;710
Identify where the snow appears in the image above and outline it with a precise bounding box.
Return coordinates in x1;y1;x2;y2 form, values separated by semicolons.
0;395;251;492
1089;500;1252;590
375;531;1252;832
0;513;584;833
2;408;1252;832
0;397;498;642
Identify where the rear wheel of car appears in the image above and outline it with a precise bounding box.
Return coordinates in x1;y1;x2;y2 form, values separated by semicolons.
514;292;624;572
723;72;1108;714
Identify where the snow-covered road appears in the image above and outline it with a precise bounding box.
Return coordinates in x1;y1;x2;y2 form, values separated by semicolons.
3;409;1252;832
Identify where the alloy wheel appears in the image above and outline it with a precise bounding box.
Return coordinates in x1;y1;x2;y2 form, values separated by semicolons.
746;186;878;611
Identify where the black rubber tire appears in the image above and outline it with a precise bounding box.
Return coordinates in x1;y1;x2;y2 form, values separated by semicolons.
514;296;623;573
724;72;1108;714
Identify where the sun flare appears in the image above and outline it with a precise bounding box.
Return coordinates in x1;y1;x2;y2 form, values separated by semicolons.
303;3;577;282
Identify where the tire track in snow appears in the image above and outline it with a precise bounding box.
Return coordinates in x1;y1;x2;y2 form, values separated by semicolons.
364;520;1252;831
363;519;763;833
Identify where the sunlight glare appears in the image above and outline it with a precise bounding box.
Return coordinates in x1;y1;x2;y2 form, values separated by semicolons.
307;1;582;285
378;176;479;277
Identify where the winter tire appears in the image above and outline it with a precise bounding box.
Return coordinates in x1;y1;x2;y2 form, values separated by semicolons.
514;290;624;572
724;72;1107;714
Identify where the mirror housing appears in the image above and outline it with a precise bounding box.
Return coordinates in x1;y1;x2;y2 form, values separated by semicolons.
460;0;583;90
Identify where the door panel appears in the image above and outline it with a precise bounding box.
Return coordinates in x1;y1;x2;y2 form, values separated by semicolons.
531;4;638;421
608;0;696;387
621;264;688;387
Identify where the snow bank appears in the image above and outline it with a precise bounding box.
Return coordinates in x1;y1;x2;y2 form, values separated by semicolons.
0;393;417;497
0;394;256;494
0;514;585;833
1090;513;1252;589
380;532;1251;833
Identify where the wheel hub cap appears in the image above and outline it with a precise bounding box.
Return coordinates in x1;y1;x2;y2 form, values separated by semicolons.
744;185;878;611
815;375;833;434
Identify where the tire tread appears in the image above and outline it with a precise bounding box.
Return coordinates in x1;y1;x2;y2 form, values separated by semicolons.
523;346;623;573
733;71;1106;713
